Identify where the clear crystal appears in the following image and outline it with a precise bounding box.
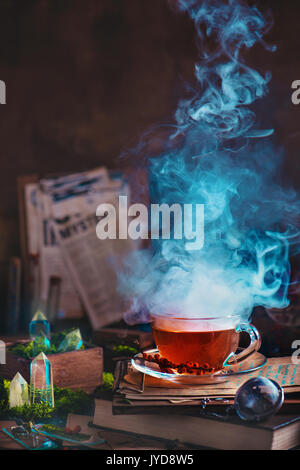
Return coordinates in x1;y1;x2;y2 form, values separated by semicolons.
57;328;83;353
32;332;51;357
30;352;54;407
9;372;30;408
29;310;50;341
0;340;5;365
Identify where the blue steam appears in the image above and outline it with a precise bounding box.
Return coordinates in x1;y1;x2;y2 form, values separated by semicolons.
119;0;300;323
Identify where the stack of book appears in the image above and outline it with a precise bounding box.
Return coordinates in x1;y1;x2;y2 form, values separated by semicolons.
88;356;300;450
113;356;300;407
92;398;300;450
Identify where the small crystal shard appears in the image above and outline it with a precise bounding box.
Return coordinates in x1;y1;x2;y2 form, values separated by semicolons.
0;340;5;365
29;310;50;341
9;372;30;408
57;328;83;353
30;352;54;407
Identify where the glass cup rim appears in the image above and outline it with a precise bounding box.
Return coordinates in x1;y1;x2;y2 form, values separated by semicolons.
150;313;244;322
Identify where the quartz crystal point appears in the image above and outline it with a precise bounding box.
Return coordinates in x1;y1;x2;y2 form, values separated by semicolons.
29;310;50;341
57;328;83;353
9;372;30;408
30;352;54;407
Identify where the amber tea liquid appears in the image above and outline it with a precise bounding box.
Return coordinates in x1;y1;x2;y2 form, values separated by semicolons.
152;318;239;371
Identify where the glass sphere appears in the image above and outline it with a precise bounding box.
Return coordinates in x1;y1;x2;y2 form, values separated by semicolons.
234;377;284;421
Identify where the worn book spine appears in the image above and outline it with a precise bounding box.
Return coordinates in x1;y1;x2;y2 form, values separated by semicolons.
6;257;21;335
112;395;233;415
112;394;300;416
46;275;62;323
28;253;41;320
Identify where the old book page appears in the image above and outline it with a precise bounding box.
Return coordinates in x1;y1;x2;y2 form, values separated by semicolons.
51;184;138;329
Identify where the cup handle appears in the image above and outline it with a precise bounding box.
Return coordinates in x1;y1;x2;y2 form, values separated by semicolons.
223;323;261;366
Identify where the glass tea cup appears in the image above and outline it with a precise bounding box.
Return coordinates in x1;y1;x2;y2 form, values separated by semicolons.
150;314;261;372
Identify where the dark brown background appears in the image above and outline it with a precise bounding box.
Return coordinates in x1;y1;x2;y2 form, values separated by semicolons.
0;0;299;332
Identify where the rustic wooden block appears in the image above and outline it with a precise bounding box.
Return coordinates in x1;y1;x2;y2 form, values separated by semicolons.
0;342;103;393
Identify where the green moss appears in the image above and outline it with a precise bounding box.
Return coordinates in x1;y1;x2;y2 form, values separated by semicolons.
111;344;138;356
10;403;54;421
0;377;8;401
0;381;93;422
99;372;114;391
94;372;114;399
0;378;10;413
54;386;93;415
9;329;85;359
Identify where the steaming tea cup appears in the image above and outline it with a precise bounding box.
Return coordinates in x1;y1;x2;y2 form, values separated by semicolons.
151;315;261;371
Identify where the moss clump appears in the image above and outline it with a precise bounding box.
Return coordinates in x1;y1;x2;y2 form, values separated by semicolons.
102;372;114;390
54;387;93;416
111;345;138;356
0;381;93;422
0;378;9;412
94;372;114;399
9;403;53;422
9;329;85;360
